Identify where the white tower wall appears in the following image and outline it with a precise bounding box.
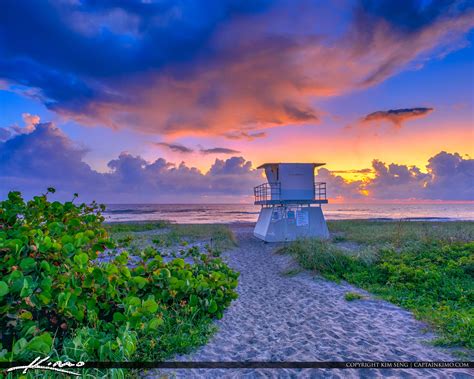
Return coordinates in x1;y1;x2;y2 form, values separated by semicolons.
279;164;315;200
254;206;329;242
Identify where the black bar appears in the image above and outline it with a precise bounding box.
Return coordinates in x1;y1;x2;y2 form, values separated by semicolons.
2;362;472;369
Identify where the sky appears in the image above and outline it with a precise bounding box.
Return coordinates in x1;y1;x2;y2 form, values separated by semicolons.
0;0;473;203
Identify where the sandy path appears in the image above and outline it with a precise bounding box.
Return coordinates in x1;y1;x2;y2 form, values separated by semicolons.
146;225;472;378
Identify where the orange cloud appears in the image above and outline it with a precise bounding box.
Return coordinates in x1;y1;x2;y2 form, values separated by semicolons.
51;4;473;137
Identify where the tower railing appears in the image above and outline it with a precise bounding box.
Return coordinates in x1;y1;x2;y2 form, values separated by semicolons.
254;181;327;204
254;182;281;204
314;182;326;201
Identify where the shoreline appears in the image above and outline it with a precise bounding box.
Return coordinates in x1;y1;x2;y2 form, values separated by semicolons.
104;218;474;225
102;203;474;224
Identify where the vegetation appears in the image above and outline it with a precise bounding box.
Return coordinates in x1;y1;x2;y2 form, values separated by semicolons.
107;222;236;254
327;220;474;247
344;292;364;301
287;220;474;349
105;221;169;233
0;190;239;376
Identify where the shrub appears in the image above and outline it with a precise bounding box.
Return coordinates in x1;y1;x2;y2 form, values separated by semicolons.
0;190;239;364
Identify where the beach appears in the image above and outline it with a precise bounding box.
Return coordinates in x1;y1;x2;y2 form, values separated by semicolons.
142;223;473;378
4;2;474;376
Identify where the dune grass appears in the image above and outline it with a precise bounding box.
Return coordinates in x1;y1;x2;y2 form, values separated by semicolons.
107;222;237;253
327;220;474;247
286;220;474;349
344;292;364;301
163;224;237;251
105;220;170;233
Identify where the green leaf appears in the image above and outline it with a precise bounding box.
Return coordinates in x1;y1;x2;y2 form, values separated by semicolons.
148;317;164;330
40;277;52;292
58;292;71;309
132;276;147;289
40;236;52;251
26;333;53;355
40;260;51;273
142;298;158;314
25;325;37;336
208;299;218;313
20;279;31;297
125;296;141;307
189;294;199;306
20;257;36;271
73;253;88;266
0;281;9;296
72;308;84;321
63;242;75;254
113;312;126;323
38;293;51;305
160;268;171;278
12;338;28;355
19;311;33;320
172;258;185;268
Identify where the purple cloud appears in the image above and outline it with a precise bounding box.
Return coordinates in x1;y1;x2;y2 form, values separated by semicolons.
155;142;194;154
362;107;434;127
200;147;241;155
0;123;261;202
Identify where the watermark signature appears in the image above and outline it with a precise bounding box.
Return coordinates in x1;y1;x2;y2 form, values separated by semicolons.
6;356;85;376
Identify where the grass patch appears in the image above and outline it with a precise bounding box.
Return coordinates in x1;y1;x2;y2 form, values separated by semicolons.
106;220;170;233
281;267;303;277
327;220;474;247
345;292;364;301
109;222;236;251
164;224;237;251
286;221;474;349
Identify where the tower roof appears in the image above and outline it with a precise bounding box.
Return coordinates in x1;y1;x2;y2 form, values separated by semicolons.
256;162;326;169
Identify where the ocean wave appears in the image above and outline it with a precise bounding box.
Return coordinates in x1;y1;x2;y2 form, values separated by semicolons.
105;209;157;214
223;211;260;215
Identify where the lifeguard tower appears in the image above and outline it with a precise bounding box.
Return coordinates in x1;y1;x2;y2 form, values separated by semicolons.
253;163;329;242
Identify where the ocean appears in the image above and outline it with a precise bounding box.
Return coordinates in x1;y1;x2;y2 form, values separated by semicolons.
104;203;474;223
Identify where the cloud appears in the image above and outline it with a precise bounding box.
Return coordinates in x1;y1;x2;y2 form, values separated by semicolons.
329;169;373;175
356;152;473;201
364;160;432;199
0;122;472;202
362;107;434;127
0;1;472;136
0;128;11;142
317;153;474;201
0;123;98;185
200;147;241;155
22;113;41;128
425;151;474;200
224;131;267;140
155;142;194;154
316;168;365;200
155;143;241;155
1;113;41;139
0;122;261;202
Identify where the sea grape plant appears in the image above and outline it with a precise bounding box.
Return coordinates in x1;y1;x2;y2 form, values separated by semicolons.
0;189;239;362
